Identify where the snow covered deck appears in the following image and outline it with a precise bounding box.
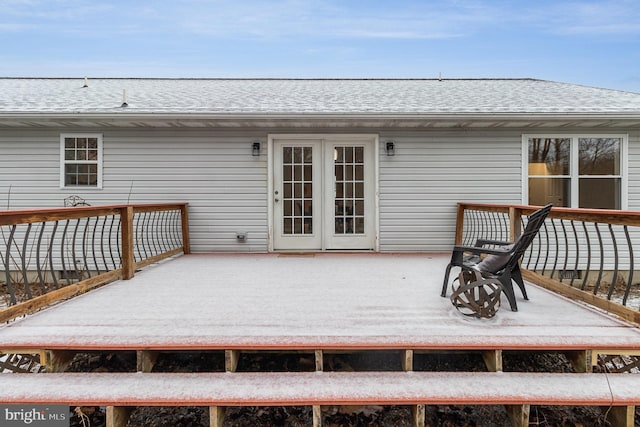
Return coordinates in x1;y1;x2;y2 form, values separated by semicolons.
1;253;640;353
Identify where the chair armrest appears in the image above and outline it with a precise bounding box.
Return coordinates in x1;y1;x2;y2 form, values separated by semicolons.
452;245;513;256
474;238;513;247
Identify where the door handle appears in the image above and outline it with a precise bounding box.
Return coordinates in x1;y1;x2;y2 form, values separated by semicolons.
275;198;280;202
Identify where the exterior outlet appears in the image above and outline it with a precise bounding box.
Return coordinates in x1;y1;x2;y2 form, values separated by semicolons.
236;232;247;242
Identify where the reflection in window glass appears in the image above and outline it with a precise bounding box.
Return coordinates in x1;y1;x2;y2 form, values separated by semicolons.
578;138;620;175
526;136;624;210
528;138;570;176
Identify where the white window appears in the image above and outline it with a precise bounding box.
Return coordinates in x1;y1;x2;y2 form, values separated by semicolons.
524;135;627;209
60;134;103;189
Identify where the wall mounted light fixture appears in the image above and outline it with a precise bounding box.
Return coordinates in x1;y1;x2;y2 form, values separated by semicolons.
252;141;261;156
385;141;395;156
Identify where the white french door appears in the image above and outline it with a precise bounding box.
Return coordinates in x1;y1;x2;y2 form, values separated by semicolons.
272;140;323;250
271;135;377;251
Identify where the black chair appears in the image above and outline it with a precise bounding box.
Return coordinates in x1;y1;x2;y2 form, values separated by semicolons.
441;204;552;311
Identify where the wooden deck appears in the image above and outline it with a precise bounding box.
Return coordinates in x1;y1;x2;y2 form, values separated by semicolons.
1;253;640;353
2;253;640;427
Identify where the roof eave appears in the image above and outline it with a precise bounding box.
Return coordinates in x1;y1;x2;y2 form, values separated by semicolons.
1;111;640;130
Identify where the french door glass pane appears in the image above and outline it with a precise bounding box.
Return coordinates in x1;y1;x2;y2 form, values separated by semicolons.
334;146;365;235
283;146;313;235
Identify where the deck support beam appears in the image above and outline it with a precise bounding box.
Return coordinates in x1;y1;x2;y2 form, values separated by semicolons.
136;350;158;373
313;351;323;427
106;406;133;427
312;405;322;427
564;350;591;373
209;406;226;427
412;404;426;427
505;404;530;427
606;405;635;427
220;348;239;426
43;350;75;373
225;350;239;372
403;349;413;372
482;349;502;372
402;350;425;427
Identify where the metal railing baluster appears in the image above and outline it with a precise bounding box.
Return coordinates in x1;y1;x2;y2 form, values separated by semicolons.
21;223;33;299
622;225;634;306
539;221;550;275
172;210;181;248
36;222;47;293
4;225;17;305
48;222;59;290
116;218;122;266
108;215;117;270
159;210;168;253
97;215;106;273
60;220;71;286
550;219;560;280
134;213;143;262
71;219;81;281
593;223;605;295
607;224;619;301
82;217;92;278
580;222;591;291
559;220;569;283
150;211;159;256
141;212;150;259
569;220;579;287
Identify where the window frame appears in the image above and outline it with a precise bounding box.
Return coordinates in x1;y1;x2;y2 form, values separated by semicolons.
522;134;628;210
59;133;103;189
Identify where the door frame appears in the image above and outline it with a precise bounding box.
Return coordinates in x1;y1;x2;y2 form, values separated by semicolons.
267;133;380;252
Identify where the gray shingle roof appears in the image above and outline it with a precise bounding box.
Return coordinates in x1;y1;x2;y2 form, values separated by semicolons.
1;78;640;115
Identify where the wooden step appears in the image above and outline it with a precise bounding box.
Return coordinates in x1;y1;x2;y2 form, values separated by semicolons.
2;371;638;427
2;371;639;406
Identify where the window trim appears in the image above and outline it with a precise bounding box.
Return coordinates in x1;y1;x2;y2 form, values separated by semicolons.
522;134;628;210
59;133;103;189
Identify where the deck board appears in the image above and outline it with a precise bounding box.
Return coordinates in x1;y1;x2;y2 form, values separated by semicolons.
2;371;636;407
1;253;640;351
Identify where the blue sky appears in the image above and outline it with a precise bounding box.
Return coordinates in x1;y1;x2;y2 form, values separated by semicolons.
1;0;639;92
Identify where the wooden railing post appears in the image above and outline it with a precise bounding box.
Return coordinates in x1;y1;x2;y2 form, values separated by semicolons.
180;203;191;255
454;203;465;245
121;206;135;280
509;207;522;241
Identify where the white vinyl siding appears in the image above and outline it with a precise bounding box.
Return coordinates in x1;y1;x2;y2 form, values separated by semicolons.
628;132;640;211
106;133;268;253
378;132;523;252
1;130;267;253
0;128;638;253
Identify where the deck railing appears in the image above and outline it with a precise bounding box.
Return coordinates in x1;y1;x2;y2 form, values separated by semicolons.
456;203;640;324
0;203;189;322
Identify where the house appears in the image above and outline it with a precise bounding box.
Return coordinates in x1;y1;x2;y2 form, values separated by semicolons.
0;78;639;253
